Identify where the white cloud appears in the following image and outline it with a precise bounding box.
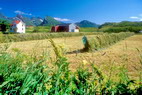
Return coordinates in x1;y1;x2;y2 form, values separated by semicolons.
0;8;2;10
130;16;139;19
14;10;32;16
54;17;71;21
130;15;142;21
15;10;24;14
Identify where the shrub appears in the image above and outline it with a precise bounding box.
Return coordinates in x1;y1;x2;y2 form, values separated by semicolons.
33;27;40;33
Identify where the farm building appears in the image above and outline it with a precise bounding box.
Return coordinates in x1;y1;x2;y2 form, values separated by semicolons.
10;20;26;33
51;23;79;32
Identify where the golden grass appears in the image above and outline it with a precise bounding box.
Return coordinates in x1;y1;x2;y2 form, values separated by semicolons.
6;35;95;55
67;35;142;80
3;35;142;80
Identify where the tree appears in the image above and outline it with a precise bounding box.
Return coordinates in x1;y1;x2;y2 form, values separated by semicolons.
0;19;10;34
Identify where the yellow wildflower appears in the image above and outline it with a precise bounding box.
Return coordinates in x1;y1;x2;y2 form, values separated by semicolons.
45;84;52;91
82;60;88;65
129;84;136;90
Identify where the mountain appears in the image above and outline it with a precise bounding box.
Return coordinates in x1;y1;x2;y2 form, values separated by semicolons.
0;14;61;26
0;13;13;23
40;16;61;26
0;13;43;26
16;14;36;26
31;17;43;26
76;20;99;27
0;13;100;27
0;13;7;20
16;14;44;26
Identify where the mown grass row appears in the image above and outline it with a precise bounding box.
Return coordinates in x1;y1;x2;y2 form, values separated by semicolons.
83;32;135;51
0;32;103;43
0;39;142;95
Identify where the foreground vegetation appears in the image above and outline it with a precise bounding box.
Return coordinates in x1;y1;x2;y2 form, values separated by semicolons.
0;37;142;95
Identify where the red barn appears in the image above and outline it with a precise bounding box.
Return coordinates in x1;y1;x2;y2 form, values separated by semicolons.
51;23;79;32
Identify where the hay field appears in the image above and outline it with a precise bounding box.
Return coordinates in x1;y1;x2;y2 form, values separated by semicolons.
4;34;142;79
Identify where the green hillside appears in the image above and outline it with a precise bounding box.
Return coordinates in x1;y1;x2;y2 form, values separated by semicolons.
76;20;99;27
40;16;61;26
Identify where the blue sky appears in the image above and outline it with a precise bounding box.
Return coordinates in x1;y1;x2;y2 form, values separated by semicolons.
0;0;142;24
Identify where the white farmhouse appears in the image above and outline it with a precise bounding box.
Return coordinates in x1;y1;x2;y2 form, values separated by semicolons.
10;20;26;33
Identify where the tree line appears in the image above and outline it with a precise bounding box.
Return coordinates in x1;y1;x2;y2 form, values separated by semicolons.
99;21;142;33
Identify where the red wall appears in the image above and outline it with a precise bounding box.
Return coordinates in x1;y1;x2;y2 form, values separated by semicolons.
51;26;69;32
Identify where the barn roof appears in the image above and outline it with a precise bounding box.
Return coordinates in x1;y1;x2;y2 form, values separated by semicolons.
57;23;77;26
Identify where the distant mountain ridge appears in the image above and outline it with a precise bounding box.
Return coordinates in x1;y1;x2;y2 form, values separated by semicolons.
76;20;100;28
0;13;13;23
0;13;55;26
0;13;63;26
0;13;99;27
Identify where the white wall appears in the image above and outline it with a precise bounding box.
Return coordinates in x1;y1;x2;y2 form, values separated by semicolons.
10;21;26;33
69;23;79;32
74;29;79;32
16;22;25;33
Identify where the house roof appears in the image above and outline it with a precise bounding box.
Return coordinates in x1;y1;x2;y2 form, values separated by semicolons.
13;20;20;24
